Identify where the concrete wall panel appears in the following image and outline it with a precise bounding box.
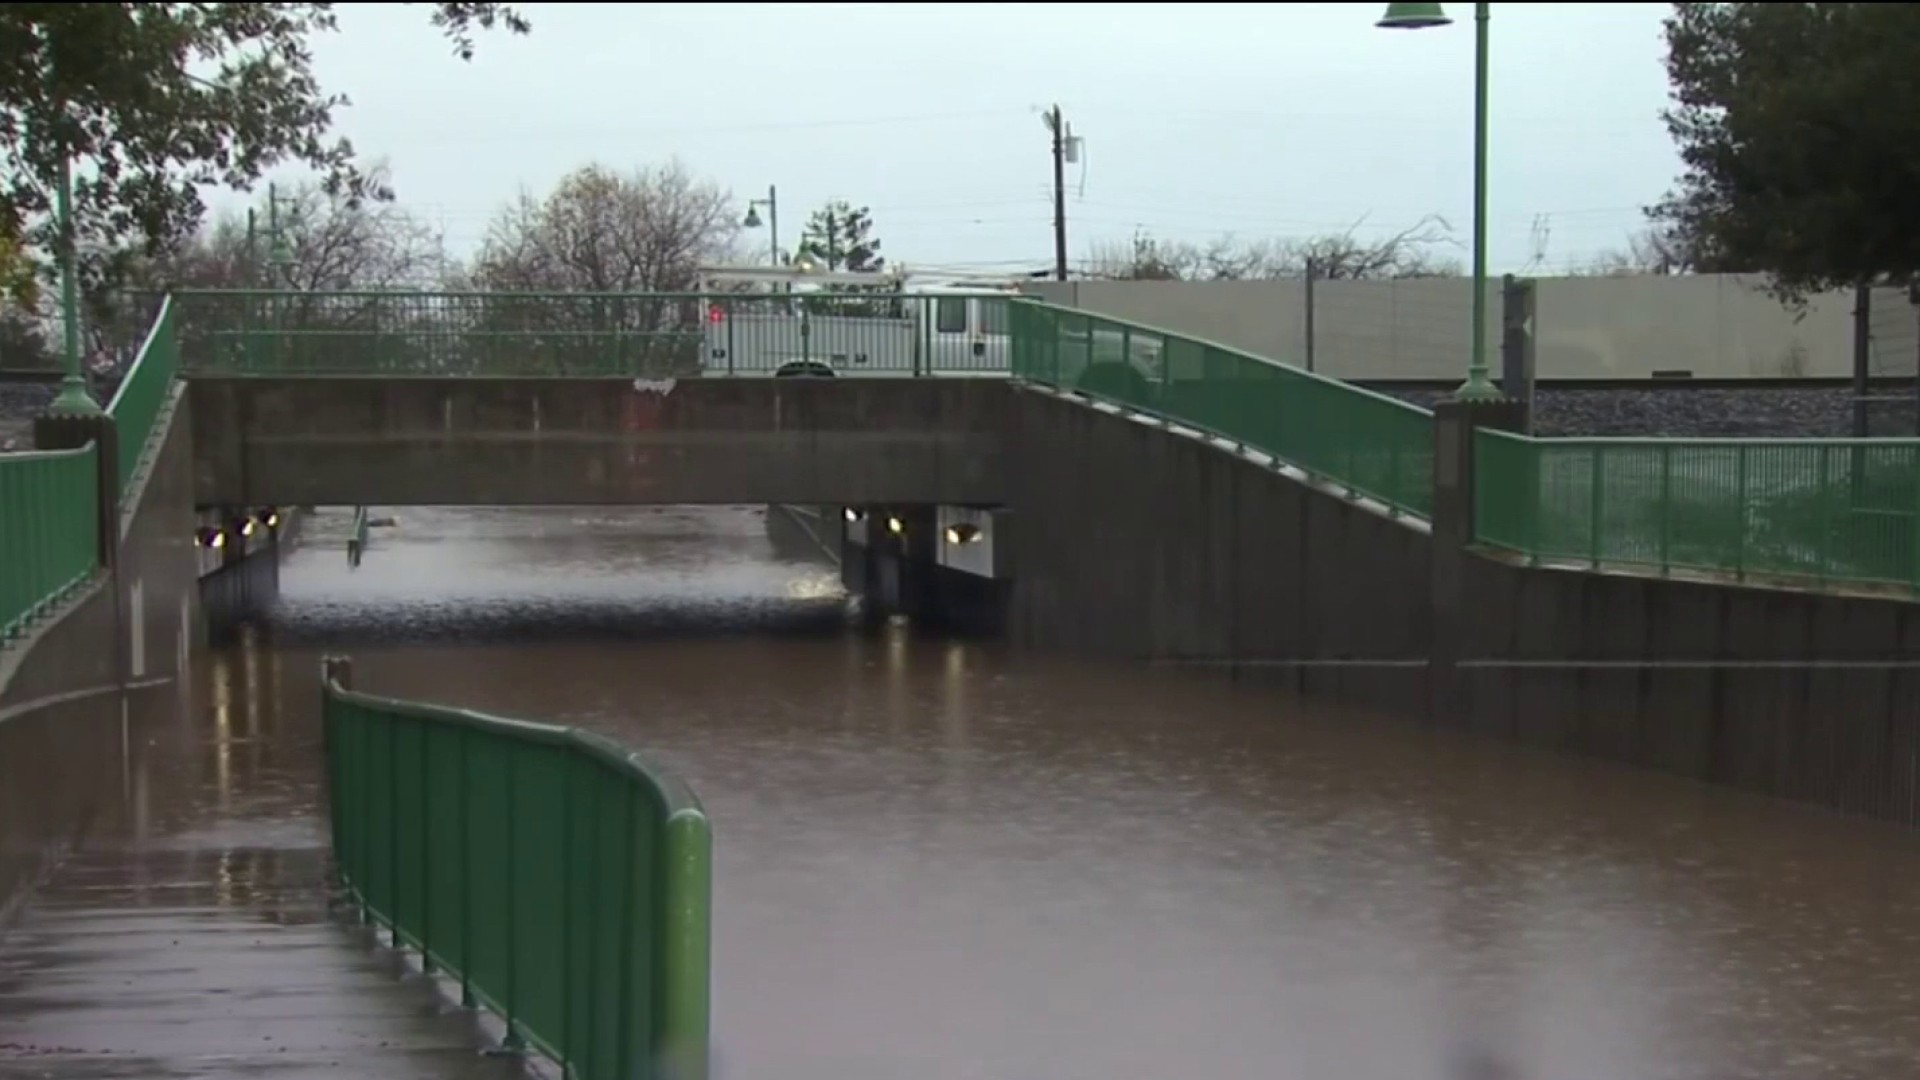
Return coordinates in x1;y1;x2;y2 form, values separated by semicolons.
1005;387;1434;668
1026;275;1893;380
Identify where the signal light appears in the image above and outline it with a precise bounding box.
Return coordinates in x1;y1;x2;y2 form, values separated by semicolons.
707;303;725;324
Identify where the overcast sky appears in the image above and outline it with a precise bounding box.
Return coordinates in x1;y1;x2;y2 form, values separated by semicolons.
217;2;1680;278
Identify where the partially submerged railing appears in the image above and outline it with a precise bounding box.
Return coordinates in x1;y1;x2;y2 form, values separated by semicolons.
1476;431;1920;592
0;445;100;641
173;289;1014;378
321;658;711;1080
1010;298;1436;519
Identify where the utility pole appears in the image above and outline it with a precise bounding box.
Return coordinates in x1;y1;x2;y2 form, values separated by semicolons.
1046;104;1069;282
825;207;840;271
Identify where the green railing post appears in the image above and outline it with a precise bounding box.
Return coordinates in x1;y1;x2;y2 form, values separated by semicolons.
387;714;401;950
1526;436;1542;565
658;809;713;1080
1658;444;1673;576
501;750;524;1053
559;754;574;1079
1734;443;1750;582
358;699;373;928
418;712;435;975
1588;445;1604;569
1910;445;1920;593
616;787;639;1079
458;723;476;1009
1817;445;1834;585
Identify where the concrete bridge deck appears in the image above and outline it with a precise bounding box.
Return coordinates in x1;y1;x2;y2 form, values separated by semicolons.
0;689;504;1080
188;375;1008;508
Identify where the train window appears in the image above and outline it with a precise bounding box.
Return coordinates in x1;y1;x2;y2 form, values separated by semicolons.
976;298;1010;336
935;297;968;334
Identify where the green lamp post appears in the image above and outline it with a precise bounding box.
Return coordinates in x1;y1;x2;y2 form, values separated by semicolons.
742;185;780;267
43;38;102;418
1377;1;1503;403
45;151;101;417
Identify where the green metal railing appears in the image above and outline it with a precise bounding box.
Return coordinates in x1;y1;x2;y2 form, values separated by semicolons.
173;289;1016;378
1476;430;1920;591
0;445;100;640
321;658;710;1080
1010;298;1435;518
106;295;178;492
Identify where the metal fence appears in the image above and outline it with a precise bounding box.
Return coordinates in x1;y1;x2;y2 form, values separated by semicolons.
0;445;99;640
322;658;711;1080
1010;298;1436;519
1476;430;1920;591
105;296;178;493
173;289;1016;378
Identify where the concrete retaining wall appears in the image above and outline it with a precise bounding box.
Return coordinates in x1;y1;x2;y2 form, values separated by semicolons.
0;389;202;920
189;377;1011;507
1007;385;1920;824
1451;552;1920;823
1004;387;1434;712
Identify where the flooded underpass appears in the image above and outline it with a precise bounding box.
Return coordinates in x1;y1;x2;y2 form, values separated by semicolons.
189;506;1920;1080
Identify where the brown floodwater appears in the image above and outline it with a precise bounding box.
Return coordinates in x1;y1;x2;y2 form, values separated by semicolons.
195;505;1920;1080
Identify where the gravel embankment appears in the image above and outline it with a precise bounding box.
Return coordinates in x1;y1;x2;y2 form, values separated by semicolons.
1376;382;1920;438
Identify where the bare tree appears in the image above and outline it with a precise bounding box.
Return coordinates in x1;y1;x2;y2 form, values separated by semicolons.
1084;216;1462;282
1576;225;1697;277
455;161;740;377
155;163;449;293
1289;216;1462;280
472;161;739;292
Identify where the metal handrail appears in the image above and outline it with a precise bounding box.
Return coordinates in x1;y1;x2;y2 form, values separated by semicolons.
321;656;710;1080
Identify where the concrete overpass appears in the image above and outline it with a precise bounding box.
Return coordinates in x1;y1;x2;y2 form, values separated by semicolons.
188;376;1008;507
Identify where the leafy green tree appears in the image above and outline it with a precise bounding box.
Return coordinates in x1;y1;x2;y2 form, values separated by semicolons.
1653;2;1920;299
0;3;528;301
797;200;884;272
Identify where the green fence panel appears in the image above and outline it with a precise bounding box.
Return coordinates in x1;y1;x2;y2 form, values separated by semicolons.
172;289;1018;378
106;297;178;492
322;659;710;1080
1474;430;1920;592
0;445;100;640
1010;298;1435;518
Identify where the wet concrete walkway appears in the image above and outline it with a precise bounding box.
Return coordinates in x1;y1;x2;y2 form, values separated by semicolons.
0;678;514;1079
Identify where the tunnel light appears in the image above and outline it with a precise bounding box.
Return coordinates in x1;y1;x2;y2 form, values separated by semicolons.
886;515;905;536
197;527;226;550
261;507;282;529
944;522;982;545
843;507;865;524
240;518;258;538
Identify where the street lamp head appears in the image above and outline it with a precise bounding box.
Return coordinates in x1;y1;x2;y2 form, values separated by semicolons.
1376;2;1452;29
742;205;763;229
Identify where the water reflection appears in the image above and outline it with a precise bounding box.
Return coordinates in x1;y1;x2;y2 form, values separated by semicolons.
217;505;1920;1080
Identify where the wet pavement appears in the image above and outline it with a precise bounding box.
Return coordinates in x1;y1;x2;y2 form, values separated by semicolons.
0;628;516;1078
10;505;1920;1080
